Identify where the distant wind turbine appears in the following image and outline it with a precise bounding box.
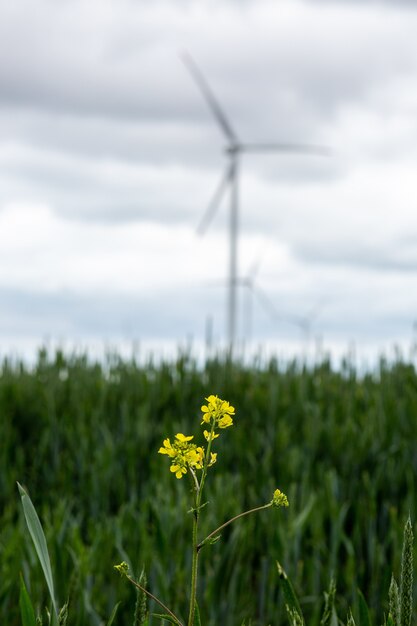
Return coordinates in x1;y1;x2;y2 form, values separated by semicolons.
240;275;325;352
284;301;324;348
239;271;283;341
181;52;329;354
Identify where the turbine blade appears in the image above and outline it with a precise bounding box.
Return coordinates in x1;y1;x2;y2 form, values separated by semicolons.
197;165;232;235
247;256;263;280
282;312;306;331
253;285;282;321
181;51;238;145
240;143;330;156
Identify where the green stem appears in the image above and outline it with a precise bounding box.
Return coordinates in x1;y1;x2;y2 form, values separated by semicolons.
187;420;216;626
187;419;220;625
187;509;199;626
126;575;183;626
198;420;215;498
197;502;272;552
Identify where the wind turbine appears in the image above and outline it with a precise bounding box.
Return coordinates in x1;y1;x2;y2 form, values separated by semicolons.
239;273;325;354
238;268;284;342
182;52;329;354
287;304;323;347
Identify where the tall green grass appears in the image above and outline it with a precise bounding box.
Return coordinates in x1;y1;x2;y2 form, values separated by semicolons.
1;348;417;624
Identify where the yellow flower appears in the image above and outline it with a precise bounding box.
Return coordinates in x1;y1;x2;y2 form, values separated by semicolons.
175;433;194;442
158;438;176;457
218;415;233;429
114;561;130;577
208;452;217;466
272;488;289;508
203;430;220;441
201;395;235;429
170;464;187;479
186;446;204;470
158;433;205;478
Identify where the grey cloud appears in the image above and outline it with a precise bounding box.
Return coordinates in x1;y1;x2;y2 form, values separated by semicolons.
293;239;417;273
2;0;416;130
0;285;220;339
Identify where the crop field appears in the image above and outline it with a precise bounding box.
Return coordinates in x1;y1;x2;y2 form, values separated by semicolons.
1;348;417;625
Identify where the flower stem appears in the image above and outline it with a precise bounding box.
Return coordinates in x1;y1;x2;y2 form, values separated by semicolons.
126;575;183;626
187;509;199;626
197;502;272;552
187;420;216;625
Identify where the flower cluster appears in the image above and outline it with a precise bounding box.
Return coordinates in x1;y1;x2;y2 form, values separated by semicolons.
158;433;205;479
114;561;130;577
272;488;289;508
158;395;235;479
201;394;235;429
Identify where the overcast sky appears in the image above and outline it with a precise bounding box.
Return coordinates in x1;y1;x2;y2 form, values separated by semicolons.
1;0;417;365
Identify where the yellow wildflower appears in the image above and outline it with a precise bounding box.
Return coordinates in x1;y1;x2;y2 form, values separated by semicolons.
158;433;204;479
203;430;220;441
272;488;289;508
218;415;233;429
114;561;130;577
158;438;176;457
186;446;204;470
175;433;194;442
170;464;187;479
208;452;217;466
201;395;235;429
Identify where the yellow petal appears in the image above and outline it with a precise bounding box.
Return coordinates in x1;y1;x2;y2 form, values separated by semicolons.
175;433;193;442
218;416;233;428
208;452;217;466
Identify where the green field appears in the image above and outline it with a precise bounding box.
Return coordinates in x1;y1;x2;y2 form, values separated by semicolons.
1;348;416;625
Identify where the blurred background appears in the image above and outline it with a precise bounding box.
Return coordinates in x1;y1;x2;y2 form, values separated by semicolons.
1;0;417;364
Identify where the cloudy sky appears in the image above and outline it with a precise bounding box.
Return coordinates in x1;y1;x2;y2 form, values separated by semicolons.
1;0;417;364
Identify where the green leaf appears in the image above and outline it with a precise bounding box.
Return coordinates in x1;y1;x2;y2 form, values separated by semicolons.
17;482;59;626
320;577;337;626
276;561;304;624
357;589;371;626
193;601;201;626
346;610;357;626
19;574;37;626
106;602;121;626
58;602;68;626
207;535;221;545
400;517;413;626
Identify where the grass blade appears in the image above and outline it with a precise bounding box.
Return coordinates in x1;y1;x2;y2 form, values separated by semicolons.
106;602;121;626
58;602;68;626
320;577;337;626
276;561;304;624
400;517;413;626
19;574;37;626
17;482;59;626
357;589;371;626
193;601;201;626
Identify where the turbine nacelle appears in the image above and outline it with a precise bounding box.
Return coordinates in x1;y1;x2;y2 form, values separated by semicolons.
224;144;241;156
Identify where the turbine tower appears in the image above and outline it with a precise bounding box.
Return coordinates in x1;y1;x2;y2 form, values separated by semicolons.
182;52;328;354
